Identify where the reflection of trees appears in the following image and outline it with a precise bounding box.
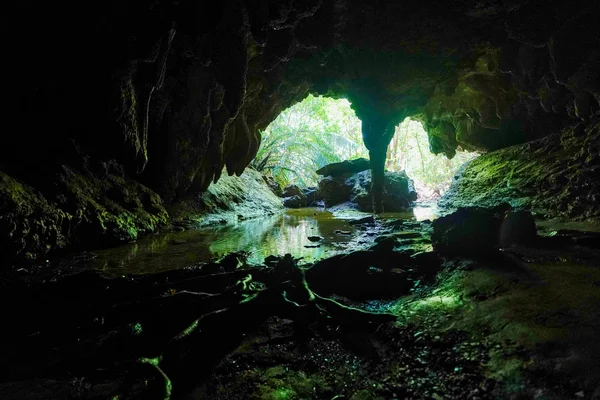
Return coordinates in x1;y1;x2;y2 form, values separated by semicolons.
208;214;283;257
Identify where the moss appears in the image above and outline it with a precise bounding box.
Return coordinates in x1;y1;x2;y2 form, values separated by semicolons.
170;168;283;227
441;121;600;220
0;164;169;266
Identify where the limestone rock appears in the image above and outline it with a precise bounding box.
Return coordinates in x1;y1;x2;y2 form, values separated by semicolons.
316;158;370;177
431;206;508;255
262;175;283;197
283;185;304;198
318;176;353;207
499;210;538;247
282;184;307;208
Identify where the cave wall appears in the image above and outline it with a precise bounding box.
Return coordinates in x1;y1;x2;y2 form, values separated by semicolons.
2;0;600;264
440;120;600;219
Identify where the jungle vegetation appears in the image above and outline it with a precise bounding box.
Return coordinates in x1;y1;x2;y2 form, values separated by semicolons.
253;95;478;198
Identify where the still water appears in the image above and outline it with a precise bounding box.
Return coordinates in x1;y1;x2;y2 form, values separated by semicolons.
91;206;437;277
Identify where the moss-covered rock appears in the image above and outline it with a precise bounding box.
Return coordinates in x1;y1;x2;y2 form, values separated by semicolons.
440;120;600;220
0;163;169;267
170;167;283;227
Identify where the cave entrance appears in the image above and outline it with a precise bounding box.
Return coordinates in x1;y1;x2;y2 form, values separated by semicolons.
387;118;479;201
252;94;368;188
254;95;477;202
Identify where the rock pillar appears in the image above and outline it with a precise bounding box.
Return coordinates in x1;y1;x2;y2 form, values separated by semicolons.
361;116;395;213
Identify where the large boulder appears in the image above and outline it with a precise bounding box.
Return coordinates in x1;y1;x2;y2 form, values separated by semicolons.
317;168;417;211
316;158;371;177
302;187;322;206
282;184;303;198
318;176;353;207
282;184;307;208
431;205;511;255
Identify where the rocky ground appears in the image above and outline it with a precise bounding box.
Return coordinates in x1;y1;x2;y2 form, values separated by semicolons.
1;206;599;399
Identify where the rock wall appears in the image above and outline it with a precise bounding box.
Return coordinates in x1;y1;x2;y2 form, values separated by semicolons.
0;162;169;266
170;168;283;227
440;119;600;220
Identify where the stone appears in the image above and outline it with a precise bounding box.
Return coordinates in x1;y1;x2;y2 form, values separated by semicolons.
262;175;283;197
318;176;353;207
431;206;508;255
283;195;306;208
307;236;324;242
349;216;375;225
316;158;370;177
499;209;537;247
347;170;418;212
282;185;303;198
282;184;307;208
302;187;322;206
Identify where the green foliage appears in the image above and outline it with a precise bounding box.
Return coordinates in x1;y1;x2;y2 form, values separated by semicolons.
253;95;368;187
254;96;477;197
387;118;478;199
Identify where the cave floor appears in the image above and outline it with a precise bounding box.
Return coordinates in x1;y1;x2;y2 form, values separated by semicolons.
1;216;599;400
191;242;600;400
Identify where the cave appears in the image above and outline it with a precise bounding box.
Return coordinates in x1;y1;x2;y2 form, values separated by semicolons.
2;1;600;399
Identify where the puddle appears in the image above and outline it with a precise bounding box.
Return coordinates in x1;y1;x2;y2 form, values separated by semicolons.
89;206;439;277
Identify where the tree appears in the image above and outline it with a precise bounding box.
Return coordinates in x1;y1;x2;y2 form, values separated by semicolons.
252;95;368;187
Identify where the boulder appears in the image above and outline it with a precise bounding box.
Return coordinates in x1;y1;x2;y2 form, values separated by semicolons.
283;195;306;208
431;205;510;255
499;209;537;246
347;170;417;212
282;184;307;208
318;176;353;207
282;184;303;198
317;167;417;211
302;186;322;206
316;158;370;177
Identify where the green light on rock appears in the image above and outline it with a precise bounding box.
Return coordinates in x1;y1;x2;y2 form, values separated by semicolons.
132;322;143;335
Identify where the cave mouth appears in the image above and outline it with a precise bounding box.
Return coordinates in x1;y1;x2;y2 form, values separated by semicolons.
388;118;479;201
254;95;478;201
252;94;368;188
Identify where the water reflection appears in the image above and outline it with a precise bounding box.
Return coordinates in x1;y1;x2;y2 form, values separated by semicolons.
91;206;438;277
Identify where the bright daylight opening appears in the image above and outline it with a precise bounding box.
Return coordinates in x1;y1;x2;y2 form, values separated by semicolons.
254;94;478;201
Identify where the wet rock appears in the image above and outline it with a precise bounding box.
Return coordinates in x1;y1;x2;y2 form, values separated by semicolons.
283;195;307;208
347;170;417;212
307;236;324;242
349;216;375;225
432;207;507;255
318;167;417;212
262;175;283;197
316;158;370;177
499;209;537;247
302;187;322;206
318;176;353;207
283;185;303;198
282;184;307;208
334;230;352;235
